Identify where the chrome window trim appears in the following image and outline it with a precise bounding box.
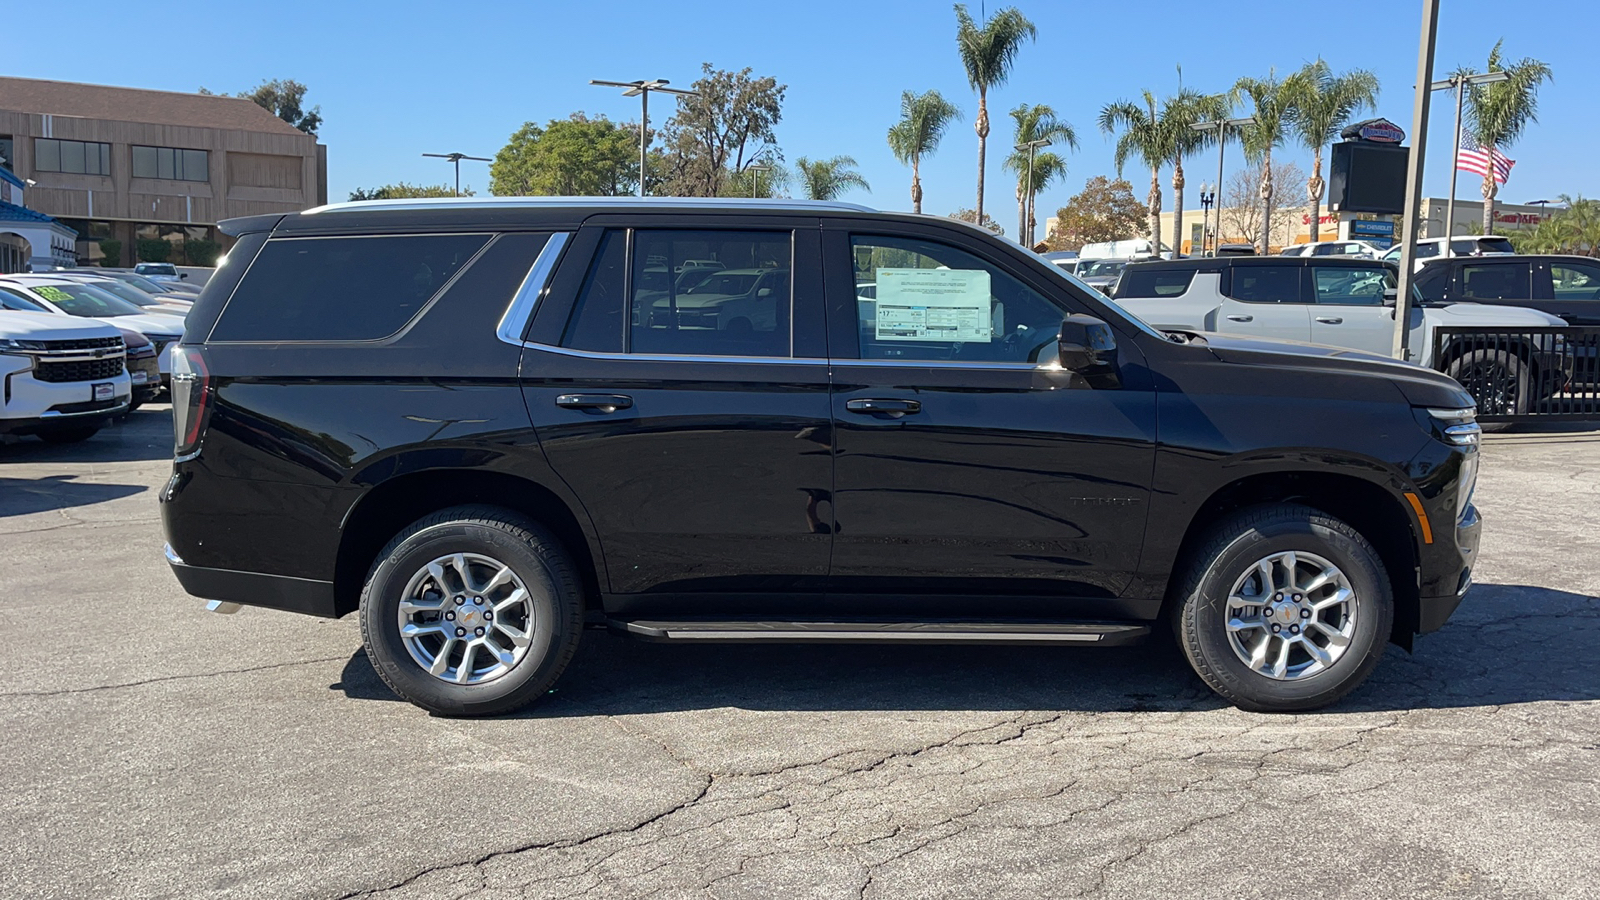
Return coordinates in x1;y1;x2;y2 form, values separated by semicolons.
521;341;1052;371
496;232;571;347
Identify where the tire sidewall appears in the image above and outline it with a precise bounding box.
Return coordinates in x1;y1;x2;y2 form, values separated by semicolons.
361;520;569;715
1448;349;1530;416
1186;515;1392;710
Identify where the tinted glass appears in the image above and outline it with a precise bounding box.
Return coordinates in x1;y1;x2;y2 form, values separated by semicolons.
630;230;791;357
851;234;1069;363
1477;237;1515;254
1227;265;1302;303
1460;263;1528;301
1116;267;1195;298
24;283;146;317
561;230;626;353
1416;243;1439;258
1551;262;1600;300
1311;265;1392;305
1413;266;1449;303
0;287;49;312
132;145;157;178
210;234;489;342
71;279;161;308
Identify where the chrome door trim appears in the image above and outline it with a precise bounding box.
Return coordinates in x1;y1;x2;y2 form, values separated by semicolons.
496;231;572;347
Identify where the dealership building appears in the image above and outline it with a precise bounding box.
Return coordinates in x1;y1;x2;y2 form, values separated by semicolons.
0;76;326;270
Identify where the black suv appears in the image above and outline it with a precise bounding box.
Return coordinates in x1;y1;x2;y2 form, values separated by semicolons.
1413;254;1600;325
161;198;1482;715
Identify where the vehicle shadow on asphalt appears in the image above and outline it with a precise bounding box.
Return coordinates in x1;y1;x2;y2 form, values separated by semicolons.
0;475;147;518
331;582;1597;715
0;406;173;465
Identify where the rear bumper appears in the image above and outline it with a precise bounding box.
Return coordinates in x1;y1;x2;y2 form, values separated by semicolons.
1418;502;1481;633
165;544;339;618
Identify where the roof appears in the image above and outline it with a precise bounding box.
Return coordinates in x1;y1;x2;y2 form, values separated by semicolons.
0;76;308;137
1128;256;1399;271
302;197;877;216
0;200;58;225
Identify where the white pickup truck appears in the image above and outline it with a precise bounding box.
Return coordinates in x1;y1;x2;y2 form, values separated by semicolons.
0;310;131;443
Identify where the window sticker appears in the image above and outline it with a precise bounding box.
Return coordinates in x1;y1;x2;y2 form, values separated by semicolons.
35;286;73;304
873;268;992;342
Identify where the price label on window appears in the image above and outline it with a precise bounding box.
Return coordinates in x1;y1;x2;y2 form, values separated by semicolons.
874;268;992;342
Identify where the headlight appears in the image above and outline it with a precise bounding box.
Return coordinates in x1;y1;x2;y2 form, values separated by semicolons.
1427;407;1480;519
0;338;49;353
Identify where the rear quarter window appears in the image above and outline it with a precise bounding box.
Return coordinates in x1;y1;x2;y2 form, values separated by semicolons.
209;233;490;342
1115;267;1196;298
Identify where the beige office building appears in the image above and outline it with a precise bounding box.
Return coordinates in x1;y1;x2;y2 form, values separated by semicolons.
0;76;326;267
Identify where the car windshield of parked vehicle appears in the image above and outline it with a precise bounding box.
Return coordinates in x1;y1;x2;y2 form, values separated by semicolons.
23;283;146;317
1311;265;1392;305
114;273;173;295
71;278;169;309
137;263;178;276
0;286;52;312
1080;260;1128;278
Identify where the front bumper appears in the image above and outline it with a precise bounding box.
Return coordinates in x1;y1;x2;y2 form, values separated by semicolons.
1417;502;1481;633
1;360;132;434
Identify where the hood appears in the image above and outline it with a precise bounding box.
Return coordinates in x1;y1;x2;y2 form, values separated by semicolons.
115;325;153;351
0;310;124;342
105;313;186;338
1196;332;1475;409
1431;302;1565;326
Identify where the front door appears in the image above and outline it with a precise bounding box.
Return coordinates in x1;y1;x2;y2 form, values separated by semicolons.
521;221;833;609
1307;261;1408;355
822;225;1158;616
1218;263;1311;343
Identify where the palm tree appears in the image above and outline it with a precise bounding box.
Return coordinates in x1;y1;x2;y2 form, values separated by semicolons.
887;90;961;214
1003;104;1077;244
794;155;870;201
1455;41;1553;234
1286;59;1379;244
1233;70;1297;254
954;4;1036;226
1098;91;1170;248
1166;89;1229;256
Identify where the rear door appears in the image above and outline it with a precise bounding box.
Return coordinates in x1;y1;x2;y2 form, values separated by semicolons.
1218;263;1311;342
520;216;833;609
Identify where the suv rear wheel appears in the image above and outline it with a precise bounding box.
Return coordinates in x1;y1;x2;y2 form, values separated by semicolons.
1175;504;1393;712
359;505;583;716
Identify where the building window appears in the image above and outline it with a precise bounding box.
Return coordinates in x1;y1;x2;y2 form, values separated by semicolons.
34;138;112;176
0;136;14;172
132;145;209;182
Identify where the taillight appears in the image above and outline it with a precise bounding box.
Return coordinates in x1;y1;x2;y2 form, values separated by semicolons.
171;346;212;459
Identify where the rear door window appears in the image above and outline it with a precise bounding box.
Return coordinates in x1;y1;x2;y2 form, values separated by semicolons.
1459;263;1531;301
1115;267;1196;298
1551;261;1600;301
209;234;490;342
1225;265;1303;303
630;230;792;358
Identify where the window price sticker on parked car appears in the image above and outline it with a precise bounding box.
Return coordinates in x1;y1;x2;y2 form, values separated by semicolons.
874;268;992;342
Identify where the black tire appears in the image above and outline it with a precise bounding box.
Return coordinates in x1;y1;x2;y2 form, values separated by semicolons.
359;505;584;716
1174;504;1393;713
38;426;100;444
1446;348;1530;420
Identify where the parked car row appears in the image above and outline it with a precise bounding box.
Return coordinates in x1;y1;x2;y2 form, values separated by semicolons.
0;271;189;442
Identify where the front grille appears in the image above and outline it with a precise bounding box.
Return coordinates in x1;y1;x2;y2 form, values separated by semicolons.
39;336;124;353
36;357;125;383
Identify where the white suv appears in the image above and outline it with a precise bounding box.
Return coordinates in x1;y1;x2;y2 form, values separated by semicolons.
0;310;131;443
1382;236;1516;271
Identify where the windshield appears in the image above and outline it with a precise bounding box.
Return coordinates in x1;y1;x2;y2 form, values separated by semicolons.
1080;260;1129;278
24;283;147;317
73;279;165;308
115;273;171;294
138;263;178;276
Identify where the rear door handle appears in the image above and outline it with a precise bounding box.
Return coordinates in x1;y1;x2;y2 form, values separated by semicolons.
1225;314;1254;322
1315;316;1344;324
845;398;921;418
556;393;633;412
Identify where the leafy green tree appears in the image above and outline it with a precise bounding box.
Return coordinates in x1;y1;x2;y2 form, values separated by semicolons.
1285;59;1379;243
97;239;122;268
1511;195;1600;256
136;239;170;263
1455;41;1554;233
1232;70;1298;254
887;90;961;214
489;114;639;196
1003;104;1077;244
349;182;473;201
1098;91;1170;246
949;207;1003;236
954;4;1036;225
1047;176;1147;252
794;155;870;201
658;64;787;198
202;79;322;135
185;238;221;267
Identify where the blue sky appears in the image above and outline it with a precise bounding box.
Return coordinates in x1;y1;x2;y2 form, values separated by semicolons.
7;0;1593;227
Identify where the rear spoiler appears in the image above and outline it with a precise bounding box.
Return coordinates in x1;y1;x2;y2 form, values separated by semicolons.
218;214;286;238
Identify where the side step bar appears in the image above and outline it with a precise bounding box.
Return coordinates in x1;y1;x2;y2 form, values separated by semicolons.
610;619;1151;646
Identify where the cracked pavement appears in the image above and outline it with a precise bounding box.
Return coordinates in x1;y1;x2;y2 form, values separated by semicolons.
2;407;1597;899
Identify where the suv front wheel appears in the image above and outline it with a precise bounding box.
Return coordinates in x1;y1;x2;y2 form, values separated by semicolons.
1175;505;1393;712
360;505;584;716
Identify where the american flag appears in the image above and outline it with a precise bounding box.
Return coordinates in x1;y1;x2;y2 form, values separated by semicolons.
1456;146;1515;184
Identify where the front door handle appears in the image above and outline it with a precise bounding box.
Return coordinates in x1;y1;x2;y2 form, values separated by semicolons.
1225;314;1254;322
845;398;921;418
556;393;633;413
1315;316;1344;324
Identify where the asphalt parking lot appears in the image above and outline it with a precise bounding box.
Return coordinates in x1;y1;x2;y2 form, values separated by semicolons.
2;406;1597;900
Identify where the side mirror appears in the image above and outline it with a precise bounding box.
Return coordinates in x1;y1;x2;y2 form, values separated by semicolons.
1381;287;1398;307
180;273;189;280
1058;314;1121;389
756;287;772;298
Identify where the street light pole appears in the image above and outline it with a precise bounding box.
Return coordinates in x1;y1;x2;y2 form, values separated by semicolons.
1429;70;1511;253
1190;117;1256;257
1393;0;1441;362
1015;137;1050;246
422;152;491;197
746;162;773;199
591;79;699;197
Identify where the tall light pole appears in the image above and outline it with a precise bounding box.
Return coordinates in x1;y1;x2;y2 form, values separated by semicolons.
590;79;698;197
1393;0;1441;363
1429;70;1510;251
422;152;491;197
1015;137;1050;247
1198;183;1216;256
1190;116;1256;256
746;162;773;199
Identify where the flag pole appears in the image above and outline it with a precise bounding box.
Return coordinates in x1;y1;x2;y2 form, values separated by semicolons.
1445;77;1464;255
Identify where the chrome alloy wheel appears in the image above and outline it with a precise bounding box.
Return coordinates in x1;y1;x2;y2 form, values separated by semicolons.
1225;550;1358;681
397;553;537;685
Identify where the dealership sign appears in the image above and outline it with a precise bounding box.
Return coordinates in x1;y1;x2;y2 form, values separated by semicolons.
1340;118;1406;143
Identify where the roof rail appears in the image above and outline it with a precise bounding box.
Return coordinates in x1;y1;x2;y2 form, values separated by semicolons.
301;196;878;216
